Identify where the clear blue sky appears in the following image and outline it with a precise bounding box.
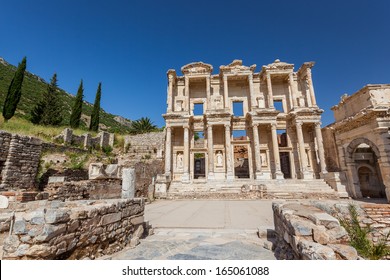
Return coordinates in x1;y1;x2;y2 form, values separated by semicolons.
1;0;389;127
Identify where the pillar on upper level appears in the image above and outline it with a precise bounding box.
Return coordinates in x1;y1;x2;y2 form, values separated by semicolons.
266;73;274;108
306;68;317;107
206;76;211;110
296;122;311;179
223;75;229;109
288;72;298;109
185;76;190;112
248;73;256;110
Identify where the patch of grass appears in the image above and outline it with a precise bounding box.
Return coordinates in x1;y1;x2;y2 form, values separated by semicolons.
66;152;89;170
339;204;390;260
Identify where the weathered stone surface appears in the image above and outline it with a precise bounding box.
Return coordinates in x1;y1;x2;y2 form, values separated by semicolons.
100;212;122;226
298;239;336;260
13;219;27;235
26;244;55;258
0;195;9;208
313;226;330;245
24;209;45;225
309;212;340;229
45;209;70;224
35;224;67;242
3;235;20;253
288;218;313;236
122;168;135;199
130;215;144;226
328;244;358;260
48;176;65;184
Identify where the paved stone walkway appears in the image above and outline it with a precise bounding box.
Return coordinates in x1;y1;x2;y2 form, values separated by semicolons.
107;200;278;260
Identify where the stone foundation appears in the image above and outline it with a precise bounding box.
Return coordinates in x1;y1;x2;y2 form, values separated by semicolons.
2;198;148;260
273;201;358;260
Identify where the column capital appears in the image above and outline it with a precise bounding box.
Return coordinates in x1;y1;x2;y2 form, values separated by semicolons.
252;123;259;128
183;124;190;129
266;72;271;79
248;73;253;81
296;121;303;128
270;123;277;130
223;75;228;81
168;74;175;82
224;124;231;129
314;122;322;129
166;126;172;132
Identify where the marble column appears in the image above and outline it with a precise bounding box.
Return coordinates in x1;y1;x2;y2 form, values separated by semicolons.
167;75;174;112
306;68;317;107
346;162;363;198
225;124;234;180
271;124;283;179
185;76;190;112
207;124;215;179
266;73;274;108
252;124;262;179
314;122;327;176
206;76;211;110
296;122;309;179
248;74;256;110
165;126;172;178
288;72;297;108
223;75;229;109
182;125;190;182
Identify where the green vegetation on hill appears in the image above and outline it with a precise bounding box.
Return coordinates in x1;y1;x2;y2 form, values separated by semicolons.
0;57;132;133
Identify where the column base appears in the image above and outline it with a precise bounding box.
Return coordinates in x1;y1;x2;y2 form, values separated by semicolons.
256;171;272;180
226;172;235;181
181;172;190;183
319;171;328;179
300;171;313;179
274;171;284;180
207;172;215;180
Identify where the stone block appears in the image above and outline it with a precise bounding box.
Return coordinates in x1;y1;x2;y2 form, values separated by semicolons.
100;212;122;226
24;209;45;225
298;239;336;260
288;218;314;236
35;224;67;242
48;176;65;184
308;212;340;229
313;226;330;245
13;219;27;235
328;244;358;260
0;195;9;209
3;235;20;253
45;209;70;224
130;215;144;226
26;244;56;258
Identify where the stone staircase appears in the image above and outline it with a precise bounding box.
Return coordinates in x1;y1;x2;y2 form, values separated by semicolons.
167;179;339;199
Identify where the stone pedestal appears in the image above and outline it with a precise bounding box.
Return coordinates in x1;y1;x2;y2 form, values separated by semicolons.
122;168;135;199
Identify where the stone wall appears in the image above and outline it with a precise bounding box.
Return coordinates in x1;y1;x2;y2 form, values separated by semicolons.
0;132;42;191
273;201;390;260
124;132;164;162
46;179;122;201
2;198;148;260
273;201;358;260
54;128;114;149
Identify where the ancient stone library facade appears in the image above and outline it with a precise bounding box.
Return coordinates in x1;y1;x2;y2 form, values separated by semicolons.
161;59;328;190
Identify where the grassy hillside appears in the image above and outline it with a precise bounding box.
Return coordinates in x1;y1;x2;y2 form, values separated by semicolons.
0;57;132;134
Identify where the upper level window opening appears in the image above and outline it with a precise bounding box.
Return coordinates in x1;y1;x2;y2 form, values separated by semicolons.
193;103;204;116
274;100;284;112
233;101;244;116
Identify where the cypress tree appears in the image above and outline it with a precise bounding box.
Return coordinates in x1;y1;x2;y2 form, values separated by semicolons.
2;57;27;121
40;73;63;126
70;79;84;128
30;99;45;124
89;82;101;132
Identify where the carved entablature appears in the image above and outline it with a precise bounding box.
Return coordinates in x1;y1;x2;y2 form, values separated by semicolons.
297;61;315;78
262;59;294;72
181;62;213;75
219;59;256;75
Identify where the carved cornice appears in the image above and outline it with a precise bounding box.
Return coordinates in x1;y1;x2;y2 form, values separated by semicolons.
297;61;315;78
181;62;213;75
219;59;256;75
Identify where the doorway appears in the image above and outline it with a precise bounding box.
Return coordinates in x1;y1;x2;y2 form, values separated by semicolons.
234;145;250;178
194;153;206;179
280;152;291;179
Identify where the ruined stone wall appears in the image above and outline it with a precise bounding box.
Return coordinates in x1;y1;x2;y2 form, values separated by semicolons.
273;201;358;260
0;133;42;191
2;198;148;260
54;128;114;149
124;131;165;161
0;131;12;179
273;201;390;260
134;160;164;197
45;179;122;201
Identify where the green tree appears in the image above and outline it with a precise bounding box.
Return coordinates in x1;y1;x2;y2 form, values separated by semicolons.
89;82;101;132
30;99;45;124
69;79;84;128
129;117;158;135
39;73;63;126
2;57;27;121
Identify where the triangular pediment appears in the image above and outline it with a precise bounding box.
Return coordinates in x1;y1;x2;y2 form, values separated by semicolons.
181;62;213;75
